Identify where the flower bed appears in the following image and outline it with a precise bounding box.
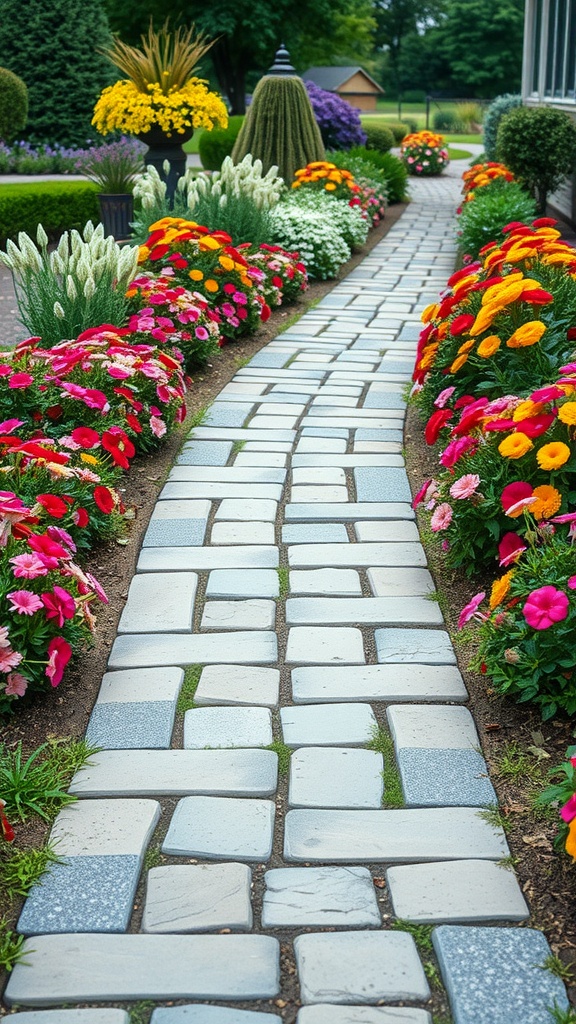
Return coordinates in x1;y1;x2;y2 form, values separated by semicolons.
401;131;449;176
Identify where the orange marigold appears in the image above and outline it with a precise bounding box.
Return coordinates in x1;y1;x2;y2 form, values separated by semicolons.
498;433;534;459
530;484;562;519
477;335;501;358
489;571;514;610
506;321;547;348
536;441;571;470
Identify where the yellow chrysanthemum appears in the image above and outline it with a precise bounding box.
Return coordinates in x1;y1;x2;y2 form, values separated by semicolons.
325;182;337;191
536;441;571;470
512;400;543;422
477;335;501;358
218;255;235;271
92;79;228;137
421;303;439;323
189;269;203;281
530;484;562;519
137;246;150;264
204;279;219;293
506;321;547;348
199;236;222;252
449;354;469;373
469;305;498;336
80;453;99;466
558;402;576;425
489;571;513;609
498;433;534;459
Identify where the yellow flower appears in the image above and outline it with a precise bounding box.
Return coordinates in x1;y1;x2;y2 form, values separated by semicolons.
421;303;439;323
498;433;533;459
512;400;543;422
137;246;150;264
325;182;337;191
566;818;576;861
477;335;501;357
536;441;571;470
506;321;547;348
558;402;576;425
93;79;228;136
81;453;99;466
457;340;475;355
489;571;513;609
189;269;203;281
530;484;562;519
218;255;235;271
199;236;222;252
469;305;498;336
204;279;219;293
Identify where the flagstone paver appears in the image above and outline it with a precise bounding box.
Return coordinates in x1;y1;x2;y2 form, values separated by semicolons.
7;166;569;1021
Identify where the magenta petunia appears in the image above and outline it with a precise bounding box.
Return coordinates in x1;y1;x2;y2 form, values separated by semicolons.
458;591;486;629
522;585;569;630
498;532;527;567
560;793;576;823
7;590;44;615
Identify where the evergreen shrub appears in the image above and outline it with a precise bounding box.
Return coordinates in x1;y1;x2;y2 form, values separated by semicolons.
0;67;28;142
497;106;576;212
348;147;408;203
364;124;394;153
0;182;99;243
483;93;522;161
198;115;244;171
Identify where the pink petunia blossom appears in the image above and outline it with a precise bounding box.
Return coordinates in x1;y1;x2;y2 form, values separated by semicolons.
430;502;453;531
45;636;72;687
9;552;49;578
0;419;24;433
7;590;44;615
0;626;10;648
5;672;28;697
449;474;481;500
85;572;109;604
9;372;34;389
47;526;76;554
440;435;478;468
434;386;456;408
41;586;76;628
522;585;569;630
561;794;576;822
458;591;486;629
499;532;527;567
568;576;576;589
150;415;167;438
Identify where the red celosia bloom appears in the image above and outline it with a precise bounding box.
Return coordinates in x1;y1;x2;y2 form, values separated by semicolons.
45;636;72;687
37;494;68;519
424;408;453;445
93;486;115;514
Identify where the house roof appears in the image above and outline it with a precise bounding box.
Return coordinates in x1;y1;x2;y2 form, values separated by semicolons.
302;66;384;94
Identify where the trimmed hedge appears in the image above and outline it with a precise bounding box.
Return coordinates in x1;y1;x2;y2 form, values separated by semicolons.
0;181;99;243
198;115;245;171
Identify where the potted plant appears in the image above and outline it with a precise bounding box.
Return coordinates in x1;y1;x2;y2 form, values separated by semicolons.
92;21;228;203
76;138;145;240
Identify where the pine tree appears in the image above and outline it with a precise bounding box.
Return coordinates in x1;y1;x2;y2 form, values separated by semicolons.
0;0;114;146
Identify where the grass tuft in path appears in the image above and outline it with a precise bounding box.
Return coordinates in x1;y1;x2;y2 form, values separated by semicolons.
367;726;404;808
176;664;203;715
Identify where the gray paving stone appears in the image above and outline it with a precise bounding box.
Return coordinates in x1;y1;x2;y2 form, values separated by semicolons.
292;455;404;468
243;442;293;453
4;934;280;1005
205;570;279;598
184;706;273;748
215;499;278;521
286;504;415;521
162;796;275;860
86;701;176;749
169;466;285;485
295;438;347;454
143;862;253;932
249;414;301;431
363;390;406;410
118;573;198;634
195;665;280;707
143;519;208;548
292;467;346;486
284;808;509;862
69;749;278;797
294;931;429;1004
353;442;402;453
310;406;404;421
160;482;283;502
178;442;233;465
291;664;467;703
8;1014;130;1024
286;597;443;626
301;427;349;439
286;628;365;665
397;748;496;807
153;1009;279;1024
355;468;411;504
375;629;456;664
281;704;378;747
289;748;383;808
137;546;278;573
201;600;276;631
233;453;287;468
387;705;480;750
354;430;403;443
290;485;349;503
48;799;161;857
386;860;529;923
94;667;183;705
210;522;275;545
108;631;278;670
248;351;290;367
297;1009;431;1024
17;855;140;934
304;417;401;431
367;567;434;597
289;569;362;595
288;543;425;568
219;382;267;395
262;867;380;927
204;403;254;427
282;524;349;545
355;521;419;542
432;926;569;1023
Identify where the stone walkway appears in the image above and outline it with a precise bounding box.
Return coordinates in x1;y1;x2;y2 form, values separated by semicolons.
4;163;572;1024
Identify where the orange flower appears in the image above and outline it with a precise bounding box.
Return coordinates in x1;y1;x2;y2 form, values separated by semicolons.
421;303;440;323
204;279;219;293
512;400;543;422
189;269;203;281
489;571;513;609
449;353;469;373
498;433;533;459
530;485;562;519
566;818;576;861
477;335;501;358
457;340;475;355
506;321;547;348
536;441;571;470
558;402;576;426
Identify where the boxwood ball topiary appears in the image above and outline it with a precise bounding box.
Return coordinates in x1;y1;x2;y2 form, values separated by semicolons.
364;125;394;153
496;106;576;213
198;115;245;171
232;75;325;185
0;66;28;142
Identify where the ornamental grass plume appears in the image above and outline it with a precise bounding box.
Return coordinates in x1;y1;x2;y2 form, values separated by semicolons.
102;20;214;94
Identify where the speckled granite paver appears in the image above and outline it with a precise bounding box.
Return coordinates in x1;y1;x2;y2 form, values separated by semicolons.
7;168;568;1018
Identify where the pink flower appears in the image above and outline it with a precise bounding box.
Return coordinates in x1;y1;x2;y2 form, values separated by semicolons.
499;532;527;567
434;386;456;408
45;636;72;687
430;503;453;531
150;415;166;438
560;794;576;823
47;526;76;554
0;626;10;647
0;419;24;433
523;585;569;630
458;591;486;629
0;647;23;673
412;478;433;510
10;553;49;578
440;435;478;468
7;590;44;615
85;572;108;604
9;372;34;389
449;474;481;500
501;481;534;516
568;576;576;590
41;586;76;627
5;672;28;697
529;385;565;403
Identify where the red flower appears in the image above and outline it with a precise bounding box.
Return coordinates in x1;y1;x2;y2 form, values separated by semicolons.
126;413;142;433
501;481;533;514
450;314;475;336
28;532;71;563
424;409;453;445
41;585;76;628
259;303;271;322
71;426;100;448
45;636;72;687
93;486;115;514
73;507;89;528
0;800;14;843
498;532;527;567
9;372;34;389
11;442;70;464
518;413;556;438
37;493;68;519
102;427;135;470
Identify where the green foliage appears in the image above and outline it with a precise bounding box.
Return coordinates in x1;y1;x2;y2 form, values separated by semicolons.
128;1001;155;1024
364;124;394;153
0;66;28;142
385;121;410;144
0;0;114;146
435;0;524;98
0;739;95;821
348;146;408;203
539;955;575;984
482;93;522;161
0;842;61;898
366;726;404;807
455;102;484;131
433;110;462;133
266;741;292;776
0;921;26;972
536;745;576;855
176;665;202;715
232;75;325;185
497;106;576;213
277;567;289;600
457;178;537;261
548;1002;576;1023
0;182;99;245
198;115;245;170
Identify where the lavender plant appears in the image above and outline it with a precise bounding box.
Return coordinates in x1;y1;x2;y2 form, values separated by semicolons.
305;81;366;151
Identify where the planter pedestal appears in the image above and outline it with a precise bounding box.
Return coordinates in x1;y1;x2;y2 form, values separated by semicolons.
137;127;194;205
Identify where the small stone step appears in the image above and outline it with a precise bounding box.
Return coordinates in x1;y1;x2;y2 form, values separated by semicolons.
205;570;279;599
287;543;426;568
375;628;456;664
4;934;280;1005
286;627;365;665
281;704;378;747
152;1009;280;1024
137;546;278;573
108;631;278;670
210;522;276;545
286;597;442;626
194;665;280;708
142;862;253;932
289;569;362;596
386;860;529;923
262;867;380;927
178;441;233;464
215;500;278;521
7;1014;129;1024
367;567;435;597
183;706;273;749
289;748;383;808
163;796;275;860
294;931;429;1004
285;503;415;521
118;573;198;634
296;1009;431;1024
201;600;276;631
143;500;210;548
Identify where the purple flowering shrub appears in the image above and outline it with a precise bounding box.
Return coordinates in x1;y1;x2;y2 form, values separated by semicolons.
305;82;367;151
0;136;145;176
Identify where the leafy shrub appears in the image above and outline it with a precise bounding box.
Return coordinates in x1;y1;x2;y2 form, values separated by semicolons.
364;124;394;153
198;115;244;171
269;199;350;279
483;93;522;161
497;106;576;213
0;67;28;142
457;178;537;260
433;110;461;133
305;81;366;150
386;122;410;144
455;102;484;131
0;182;99;243
347;147;408;203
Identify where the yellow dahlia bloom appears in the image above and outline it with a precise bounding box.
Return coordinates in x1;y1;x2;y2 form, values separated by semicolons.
477;335;501;358
536;441;571;470
506;321;547;348
449;353;469;373
512;400;543;422
498;433;534;459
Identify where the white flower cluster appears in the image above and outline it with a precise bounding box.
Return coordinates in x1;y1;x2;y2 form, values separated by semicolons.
187;155;284;213
132;164;168;211
269;203;350;280
286;189;369;250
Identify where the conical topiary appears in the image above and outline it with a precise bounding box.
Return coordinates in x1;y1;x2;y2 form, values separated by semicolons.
232;75;325;186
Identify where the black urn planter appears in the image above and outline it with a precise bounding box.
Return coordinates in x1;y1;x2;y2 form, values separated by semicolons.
98;193;134;242
137;126;194;205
